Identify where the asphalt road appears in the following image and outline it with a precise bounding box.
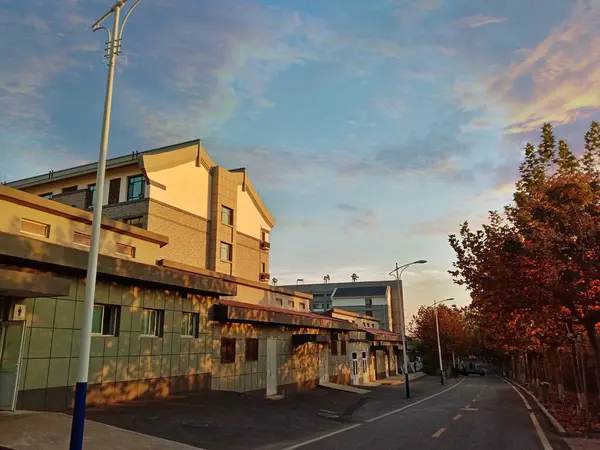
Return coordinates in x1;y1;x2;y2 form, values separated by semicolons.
280;376;570;450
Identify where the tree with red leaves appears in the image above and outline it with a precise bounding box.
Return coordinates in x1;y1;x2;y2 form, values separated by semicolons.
449;122;600;405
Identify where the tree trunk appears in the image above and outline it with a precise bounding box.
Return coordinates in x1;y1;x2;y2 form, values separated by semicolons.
583;321;600;406
555;347;565;402
570;341;585;412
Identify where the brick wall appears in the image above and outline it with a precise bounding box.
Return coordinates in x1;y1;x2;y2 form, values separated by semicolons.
236;232;269;283
147;199;209;268
53;190;89;210
102;198;149;223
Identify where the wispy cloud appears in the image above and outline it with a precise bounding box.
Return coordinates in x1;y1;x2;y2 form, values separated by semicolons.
453;1;600;134
454;13;507;29
337;203;358;212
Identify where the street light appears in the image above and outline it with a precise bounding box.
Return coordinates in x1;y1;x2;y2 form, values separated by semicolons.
433;297;455;386
70;1;142;449
389;259;427;398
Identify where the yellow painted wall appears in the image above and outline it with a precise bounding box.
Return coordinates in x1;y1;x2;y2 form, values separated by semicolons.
146;160;210;219
236;187;270;240
0;198;160;265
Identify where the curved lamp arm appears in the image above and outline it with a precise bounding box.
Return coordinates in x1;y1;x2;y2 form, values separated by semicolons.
119;0;142;40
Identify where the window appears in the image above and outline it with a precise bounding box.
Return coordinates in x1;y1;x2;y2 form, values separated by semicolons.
124;216;144;228
221;206;233;226
245;338;259;361
261;262;266;273
220;242;232;261
275;298;283;306
86;184;96;208
108;178;121;204
365;298;372;307
141;309;163;337
288;300;295;309
330;341;338;356
73;231;91;247
92;304;119;336
116;242;136;258
127;174;145;201
261;229;269;242
39;192;53;200
181;312;200;337
341;340;347;356
299;302;306;310
221;338;236;363
20;219;50;238
62;185;77;193
365;311;374;317
362;352;368;373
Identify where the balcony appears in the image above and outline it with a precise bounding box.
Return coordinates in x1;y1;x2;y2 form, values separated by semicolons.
259;272;270;282
260;241;270;250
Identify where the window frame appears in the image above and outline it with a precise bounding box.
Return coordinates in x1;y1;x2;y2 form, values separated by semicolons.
341;340;347;356
116;242;136;258
141;308;163;338
127;174;146;202
220;338;236;363
275;298;283;306
288;300;295;309
73;231;91;247
39;192;53;200
86;183;96;209
221;206;233;226
20;218;50;238
220;241;233;262
365;298;373;307
91;304;120;336
245;338;259;362
181;312;200;338
299;302;306;310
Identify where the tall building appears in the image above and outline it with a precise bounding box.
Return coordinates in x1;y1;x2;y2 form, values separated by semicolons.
8;140;273;285
280;280;405;333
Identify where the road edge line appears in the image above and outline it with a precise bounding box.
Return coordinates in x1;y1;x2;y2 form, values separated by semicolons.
501;377;532;410
502;378;567;436
279;424;363;450
530;412;553;450
365;376;466;423
280;377;466;450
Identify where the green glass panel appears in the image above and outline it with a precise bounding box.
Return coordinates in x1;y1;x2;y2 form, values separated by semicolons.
92;306;103;334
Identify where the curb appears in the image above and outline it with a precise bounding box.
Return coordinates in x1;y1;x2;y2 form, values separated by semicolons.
504;378;567;435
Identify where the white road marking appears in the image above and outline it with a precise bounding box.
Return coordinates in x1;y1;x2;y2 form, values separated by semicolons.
453;414;462;421
365;376;466;423
282;377;467;449
530;412;553;450
280;424;363;450
461;407;478;411
501;377;532;410
432;427;447;438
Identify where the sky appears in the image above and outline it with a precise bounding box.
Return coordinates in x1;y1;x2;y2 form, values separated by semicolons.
2;0;600;319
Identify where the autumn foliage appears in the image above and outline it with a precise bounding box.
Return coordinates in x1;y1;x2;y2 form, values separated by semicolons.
448;122;600;432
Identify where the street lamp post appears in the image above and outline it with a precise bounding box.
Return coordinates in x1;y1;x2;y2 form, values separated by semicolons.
389;259;427;398
433;298;454;386
69;2;142;449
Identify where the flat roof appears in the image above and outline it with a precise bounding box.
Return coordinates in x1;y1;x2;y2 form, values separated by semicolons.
322;308;380;322
332;285;389;298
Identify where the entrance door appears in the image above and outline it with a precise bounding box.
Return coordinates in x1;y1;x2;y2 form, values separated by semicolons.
266;338;278;397
361;351;368;381
319;346;329;384
351;352;359;385
0;321;26;411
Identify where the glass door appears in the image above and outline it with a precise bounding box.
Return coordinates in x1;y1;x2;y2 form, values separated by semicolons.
0;321;26;411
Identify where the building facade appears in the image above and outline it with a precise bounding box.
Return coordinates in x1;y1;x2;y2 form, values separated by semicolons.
0;186;357;411
282;280;403;332
7;140;273;285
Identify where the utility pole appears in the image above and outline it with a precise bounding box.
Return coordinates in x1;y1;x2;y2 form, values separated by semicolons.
389;259;427;398
69;2;142;449
432;298;454;386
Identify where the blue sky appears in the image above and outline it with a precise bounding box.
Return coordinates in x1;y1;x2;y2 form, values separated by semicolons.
2;0;599;318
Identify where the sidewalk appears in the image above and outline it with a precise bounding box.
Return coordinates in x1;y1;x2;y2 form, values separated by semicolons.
565;438;600;450
0;411;199;450
363;371;427;386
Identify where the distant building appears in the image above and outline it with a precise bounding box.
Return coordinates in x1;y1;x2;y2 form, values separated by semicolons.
281;280;406;333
